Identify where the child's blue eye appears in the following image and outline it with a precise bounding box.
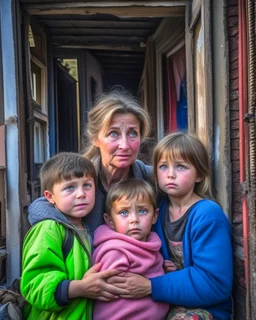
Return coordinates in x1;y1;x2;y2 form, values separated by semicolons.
159;164;168;171
84;183;92;189
65;186;74;191
139;209;147;215
120;211;128;217
177;164;185;170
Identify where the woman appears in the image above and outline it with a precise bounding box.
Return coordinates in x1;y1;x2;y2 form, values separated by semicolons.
28;89;153;301
81;89;153;234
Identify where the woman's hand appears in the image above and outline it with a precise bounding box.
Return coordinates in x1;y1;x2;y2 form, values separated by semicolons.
106;272;151;299
68;263;130;301
164;260;176;272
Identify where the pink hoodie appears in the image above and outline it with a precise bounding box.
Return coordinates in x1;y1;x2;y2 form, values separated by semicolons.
92;224;169;320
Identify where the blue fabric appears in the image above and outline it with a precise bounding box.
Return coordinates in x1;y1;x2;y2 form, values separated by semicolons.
152;198;233;320
177;80;188;130
55;280;70;306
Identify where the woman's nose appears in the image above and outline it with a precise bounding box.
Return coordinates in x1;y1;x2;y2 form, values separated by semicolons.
118;134;129;149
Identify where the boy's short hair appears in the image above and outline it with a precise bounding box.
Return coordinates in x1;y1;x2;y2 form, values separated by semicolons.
39;152;97;193
105;179;157;214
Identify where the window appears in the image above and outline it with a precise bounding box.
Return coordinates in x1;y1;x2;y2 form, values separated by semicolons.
26;23;48;200
33;120;45;164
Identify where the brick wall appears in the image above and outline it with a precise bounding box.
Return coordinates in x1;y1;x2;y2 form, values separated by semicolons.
227;1;246;319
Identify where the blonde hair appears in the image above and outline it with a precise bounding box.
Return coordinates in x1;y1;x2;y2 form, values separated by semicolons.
40;152;96;193
153;132;214;200
105;179;157;215
82;89;151;159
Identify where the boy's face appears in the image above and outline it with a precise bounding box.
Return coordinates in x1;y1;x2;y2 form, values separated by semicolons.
104;195;158;241
44;174;95;228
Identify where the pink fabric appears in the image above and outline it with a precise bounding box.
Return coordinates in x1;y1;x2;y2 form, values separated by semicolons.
92;224;169;320
172;46;186;101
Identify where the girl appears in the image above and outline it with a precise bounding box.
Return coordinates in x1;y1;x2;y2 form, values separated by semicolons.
152;132;233;320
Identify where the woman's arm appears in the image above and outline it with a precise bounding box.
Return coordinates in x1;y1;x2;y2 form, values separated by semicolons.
107;272;152;299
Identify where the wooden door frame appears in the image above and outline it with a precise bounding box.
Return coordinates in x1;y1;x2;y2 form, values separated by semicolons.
185;0;213;155
53;48;87;151
153;17;185;140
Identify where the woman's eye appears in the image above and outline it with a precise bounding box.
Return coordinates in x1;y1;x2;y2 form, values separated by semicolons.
177;164;185;170
109;131;118;137
120;211;128;217
139;209;147;215
128;130;138;138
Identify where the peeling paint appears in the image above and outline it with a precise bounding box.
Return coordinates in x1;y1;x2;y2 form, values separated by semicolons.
5;116;18;125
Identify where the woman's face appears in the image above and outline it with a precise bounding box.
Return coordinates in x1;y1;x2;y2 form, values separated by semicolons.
94;113;141;170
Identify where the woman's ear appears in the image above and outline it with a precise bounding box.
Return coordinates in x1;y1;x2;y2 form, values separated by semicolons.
104;213;115;229
152;208;159;225
93;138;99;148
44;190;55;205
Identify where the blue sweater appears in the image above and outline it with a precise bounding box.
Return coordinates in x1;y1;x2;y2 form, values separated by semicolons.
151;198;233;320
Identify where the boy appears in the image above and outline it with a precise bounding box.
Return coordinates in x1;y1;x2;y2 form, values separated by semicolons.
21;152;96;319
92;179;170;320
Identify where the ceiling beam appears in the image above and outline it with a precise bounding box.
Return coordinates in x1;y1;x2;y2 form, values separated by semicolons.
101;63;143;68
40;20;158;29
92;52;144;58
24;5;185;18
56;44;145;51
49;28;150;36
22;1;187;5
96;58;144;64
51;35;145;44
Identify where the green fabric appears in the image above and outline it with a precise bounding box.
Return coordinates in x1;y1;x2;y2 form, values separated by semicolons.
21;220;92;319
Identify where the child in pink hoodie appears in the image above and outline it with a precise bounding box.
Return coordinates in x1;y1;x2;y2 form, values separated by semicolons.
92;179;169;320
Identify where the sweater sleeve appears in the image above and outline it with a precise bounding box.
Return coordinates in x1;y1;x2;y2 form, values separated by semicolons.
94;249;130;272
21;222;69;312
151;216;233;307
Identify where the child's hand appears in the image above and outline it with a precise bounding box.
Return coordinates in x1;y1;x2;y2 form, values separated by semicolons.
68;262;129;301
164;260;176;272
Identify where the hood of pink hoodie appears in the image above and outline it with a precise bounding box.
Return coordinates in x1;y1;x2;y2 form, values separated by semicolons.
92;224;163;276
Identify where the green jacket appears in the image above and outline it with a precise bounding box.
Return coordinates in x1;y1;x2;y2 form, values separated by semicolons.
21;220;93;319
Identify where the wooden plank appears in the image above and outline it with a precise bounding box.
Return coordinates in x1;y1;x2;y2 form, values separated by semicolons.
52;35;145;44
0;170;6;237
24;6;185;18
56;44;144;51
0;126;5;168
103;64;143;69
97;58;144;64
92;52;144;58
22;1;187;8
40;20;158;29
105;70;142;74
49;28;150;36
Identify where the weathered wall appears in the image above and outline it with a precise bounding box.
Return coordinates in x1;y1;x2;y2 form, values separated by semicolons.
85;51;103;109
212;0;232;216
227;1;246;319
